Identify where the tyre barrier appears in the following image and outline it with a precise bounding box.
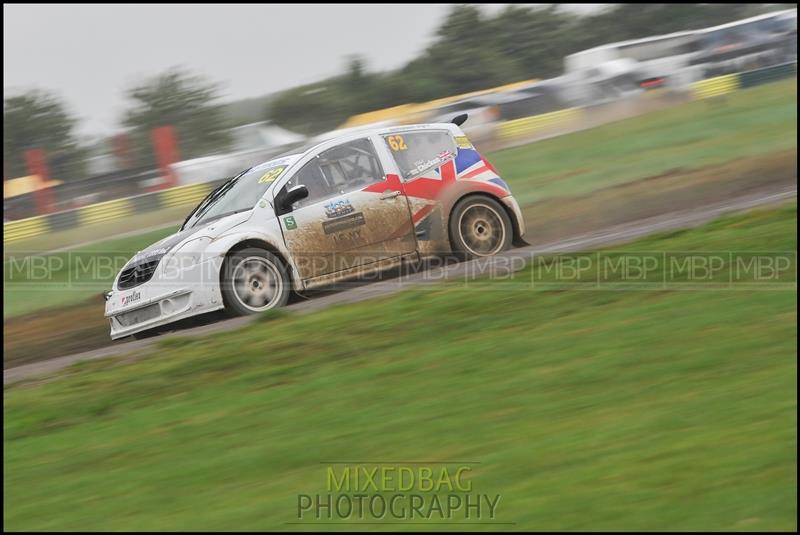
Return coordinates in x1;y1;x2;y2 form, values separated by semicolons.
3;181;222;243
498;108;581;142
691;61;796;99
691;73;740;99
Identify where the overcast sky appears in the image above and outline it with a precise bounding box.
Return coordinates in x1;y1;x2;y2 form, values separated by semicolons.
4;3;607;138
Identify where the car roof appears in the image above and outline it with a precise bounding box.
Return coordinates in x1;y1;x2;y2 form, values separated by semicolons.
251;122;461;175
279;122;460;160
249;153;304;172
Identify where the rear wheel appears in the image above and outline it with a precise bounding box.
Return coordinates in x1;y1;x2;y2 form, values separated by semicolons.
449;196;512;260
221;248;291;316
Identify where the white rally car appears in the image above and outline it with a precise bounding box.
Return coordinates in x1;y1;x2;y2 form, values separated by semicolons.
105;119;527;339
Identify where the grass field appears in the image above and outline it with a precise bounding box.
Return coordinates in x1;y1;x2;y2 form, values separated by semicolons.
492;79;797;205
3;79;797;321
4;203;796;531
3;202;193;257
4;227;177;318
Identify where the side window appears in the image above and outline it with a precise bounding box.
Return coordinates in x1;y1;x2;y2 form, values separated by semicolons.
318;138;384;193
279;138;384;210
281;159;333;210
383;131;457;179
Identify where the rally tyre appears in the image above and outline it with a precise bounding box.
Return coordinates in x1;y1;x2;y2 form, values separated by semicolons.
449;196;513;260
221;248;291;316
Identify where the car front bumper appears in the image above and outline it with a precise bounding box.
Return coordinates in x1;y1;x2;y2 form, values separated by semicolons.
105;255;225;339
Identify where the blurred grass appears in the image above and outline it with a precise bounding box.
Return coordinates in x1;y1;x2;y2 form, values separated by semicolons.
492;79;797;205
4;203;796;531
3;227;175;318
3;79;796;319
3;203;190;256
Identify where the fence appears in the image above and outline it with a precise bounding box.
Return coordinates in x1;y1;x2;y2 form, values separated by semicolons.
739;61;798;88
4;166;161;222
493;61;796;148
3;179;225;243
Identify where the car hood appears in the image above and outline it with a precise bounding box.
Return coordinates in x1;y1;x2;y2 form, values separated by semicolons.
124;210;252;267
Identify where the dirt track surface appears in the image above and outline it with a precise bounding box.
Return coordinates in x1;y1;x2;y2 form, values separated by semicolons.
4;186;795;386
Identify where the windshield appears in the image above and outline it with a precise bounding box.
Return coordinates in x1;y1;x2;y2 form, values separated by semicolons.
185;160;290;229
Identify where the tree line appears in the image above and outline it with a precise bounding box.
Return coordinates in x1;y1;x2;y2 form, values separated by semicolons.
269;3;784;134
4;3;788;181
4;67;230;180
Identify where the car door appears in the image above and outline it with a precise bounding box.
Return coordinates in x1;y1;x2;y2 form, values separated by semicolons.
274;137;416;281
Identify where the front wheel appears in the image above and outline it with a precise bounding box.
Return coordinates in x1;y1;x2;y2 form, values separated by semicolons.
449;196;512;260
221;248;291;316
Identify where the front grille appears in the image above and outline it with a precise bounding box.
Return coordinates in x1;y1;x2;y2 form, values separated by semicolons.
115;303;161;327
117;259;160;290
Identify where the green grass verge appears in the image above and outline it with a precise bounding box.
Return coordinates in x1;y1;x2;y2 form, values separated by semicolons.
3;203;192;256
4;203;796;531
492;79;797;205
3;79;796;319
3;227;175;318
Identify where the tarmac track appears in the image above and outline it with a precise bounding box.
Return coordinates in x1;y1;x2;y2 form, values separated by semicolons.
4;186;796;385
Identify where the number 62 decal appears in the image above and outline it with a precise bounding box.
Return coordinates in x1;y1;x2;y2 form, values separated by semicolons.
258;166;286;184
386;135;408;151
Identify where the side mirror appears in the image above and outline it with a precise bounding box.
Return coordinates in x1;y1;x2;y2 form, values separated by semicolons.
451;113;468;126
280;184;309;213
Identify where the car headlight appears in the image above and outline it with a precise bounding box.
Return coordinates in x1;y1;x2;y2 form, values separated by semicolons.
161;237;213;277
